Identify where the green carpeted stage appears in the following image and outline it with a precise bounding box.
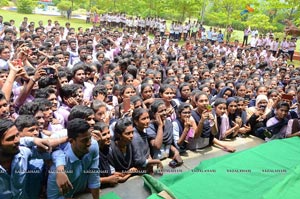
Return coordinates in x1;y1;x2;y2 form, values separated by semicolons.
144;137;300;199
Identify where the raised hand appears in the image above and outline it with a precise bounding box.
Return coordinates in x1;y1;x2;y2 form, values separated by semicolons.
33;138;52;152
155;113;164;126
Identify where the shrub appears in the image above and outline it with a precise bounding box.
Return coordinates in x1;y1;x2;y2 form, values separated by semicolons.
57;0;72;16
16;0;36;14
0;0;9;7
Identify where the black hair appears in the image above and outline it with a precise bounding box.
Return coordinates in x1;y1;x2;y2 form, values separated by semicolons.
163;77;176;85
177;103;191;114
214;98;227;107
236;83;245;91
35;87;56;99
0;69;8;74
132;108;148;126
60;84;82;99
77;46;87;54
91;100;107;112
127;65;138;78
179;82;191;93
120;85;135;96
141;83;153;94
32;98;52;111
150;99;165;119
215;81;225;90
0;119;14;138
276;101;290;110
236;96;245;102
15;115;38;131
141;77;154;85
159;84;173;96
92;85;107;98
0;90;6;101
67;118;90;139
145;69;155;77
38;77;58;88
71;64;86;77
114;117;132;140
94;121;109;132
68;105;94;121
19;102;41;115
123;73;134;83
194;91;209;102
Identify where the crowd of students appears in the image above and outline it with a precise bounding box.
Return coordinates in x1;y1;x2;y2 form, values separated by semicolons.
0;13;300;199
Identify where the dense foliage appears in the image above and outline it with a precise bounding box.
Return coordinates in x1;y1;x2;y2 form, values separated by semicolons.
16;0;37;14
12;0;299;33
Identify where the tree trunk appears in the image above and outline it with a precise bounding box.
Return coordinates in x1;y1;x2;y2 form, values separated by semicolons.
200;1;206;24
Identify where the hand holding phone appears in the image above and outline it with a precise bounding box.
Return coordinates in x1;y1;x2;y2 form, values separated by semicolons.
259;105;267;111
123;98;131;113
281;94;293;101
11;59;23;68
206;105;212;112
44;67;55;75
107;95;113;103
244;95;251;101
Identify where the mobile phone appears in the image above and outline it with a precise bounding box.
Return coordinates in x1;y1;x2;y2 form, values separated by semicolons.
281;94;293;101
11;59;23;67
123;98;131;113
206;105;212;111
44;67;55;75
244;95;251;101
107;95;113;103
259;105;267;111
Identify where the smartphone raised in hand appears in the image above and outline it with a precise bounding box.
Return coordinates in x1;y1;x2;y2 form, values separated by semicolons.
244;94;251;101
44;67;55;75
107;95;113;103
281;94;293;101
123;98;131;113
206;105;212;111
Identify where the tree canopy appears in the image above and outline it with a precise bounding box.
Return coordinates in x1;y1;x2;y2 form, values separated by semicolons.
12;0;299;33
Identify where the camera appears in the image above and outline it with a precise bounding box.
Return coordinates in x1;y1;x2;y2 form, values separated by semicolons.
44;67;55;75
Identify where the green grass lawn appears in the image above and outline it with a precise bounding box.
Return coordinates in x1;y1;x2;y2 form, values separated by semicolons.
0;9;91;30
288;60;300;66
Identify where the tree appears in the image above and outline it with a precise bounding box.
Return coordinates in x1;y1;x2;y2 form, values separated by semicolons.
208;0;247;27
199;0;208;24
243;14;276;33
172;0;201;21
16;0;37;14
0;0;9;7
259;0;289;23
57;0;72;16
